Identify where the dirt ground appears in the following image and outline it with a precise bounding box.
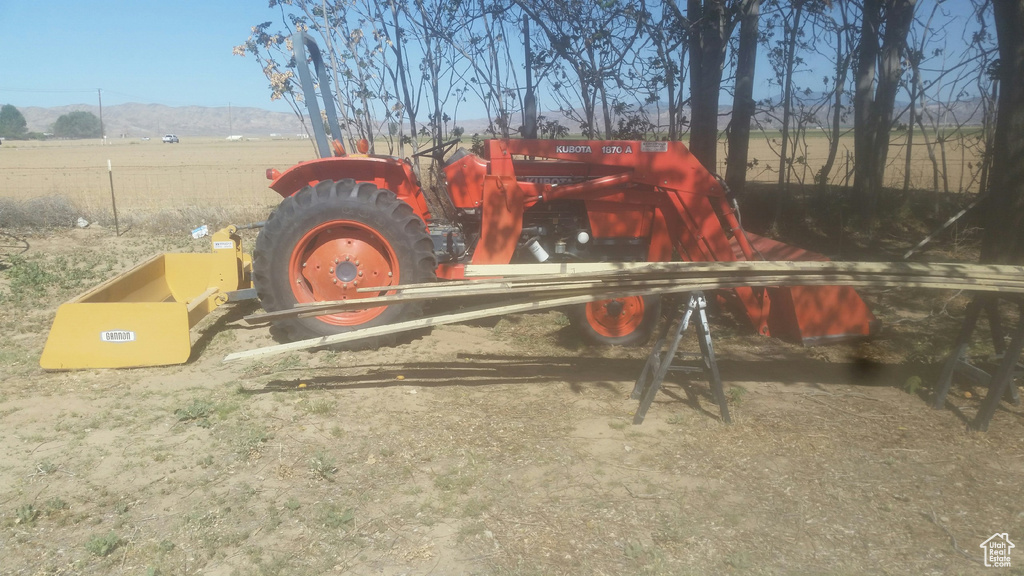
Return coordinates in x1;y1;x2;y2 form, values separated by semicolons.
0;221;1022;576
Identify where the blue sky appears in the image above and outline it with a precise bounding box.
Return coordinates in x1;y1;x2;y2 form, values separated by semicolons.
0;0;991;119
0;0;293;112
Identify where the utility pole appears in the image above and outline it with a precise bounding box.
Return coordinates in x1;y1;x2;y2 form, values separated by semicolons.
98;88;105;144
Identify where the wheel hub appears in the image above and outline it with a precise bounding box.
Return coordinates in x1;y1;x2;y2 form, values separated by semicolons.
335;261;359;282
605;300;625;317
288;220;399;326
586;296;644;337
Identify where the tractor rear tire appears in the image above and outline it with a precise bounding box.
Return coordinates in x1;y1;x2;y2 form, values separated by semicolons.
568;294;661;347
253;179;436;347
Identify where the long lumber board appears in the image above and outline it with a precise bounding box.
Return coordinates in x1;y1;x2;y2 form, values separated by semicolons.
227;286;693;363
227;260;1024;361
246;273;1024;324
463;261;1024;279
354;260;1024;293
246;261;1024;324
228;286;1024;365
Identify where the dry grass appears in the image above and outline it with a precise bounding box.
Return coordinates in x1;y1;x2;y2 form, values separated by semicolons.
0;138;311;230
0;132;985;233
0;135;1015;575
713;129;986;193
0;221;1021;575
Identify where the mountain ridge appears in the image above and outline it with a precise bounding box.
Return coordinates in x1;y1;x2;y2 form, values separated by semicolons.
18;103;306;138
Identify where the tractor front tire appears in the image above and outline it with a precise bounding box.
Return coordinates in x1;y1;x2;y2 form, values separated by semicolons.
253;179;436;347
568;295;662;347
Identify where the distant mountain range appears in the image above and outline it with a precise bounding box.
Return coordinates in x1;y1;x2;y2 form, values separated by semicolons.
17;95;985;139
19;103;306;138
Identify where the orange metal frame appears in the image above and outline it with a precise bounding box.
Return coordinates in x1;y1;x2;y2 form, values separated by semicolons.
268;139;875;343
448;139;773;335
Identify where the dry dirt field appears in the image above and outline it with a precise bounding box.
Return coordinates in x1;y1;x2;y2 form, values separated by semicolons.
0;138;1021;576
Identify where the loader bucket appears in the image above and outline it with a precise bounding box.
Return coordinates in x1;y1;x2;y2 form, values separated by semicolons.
40;227;252;369
739;232;877;344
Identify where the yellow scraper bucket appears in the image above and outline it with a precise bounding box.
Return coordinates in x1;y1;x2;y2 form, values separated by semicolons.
40;226;252;369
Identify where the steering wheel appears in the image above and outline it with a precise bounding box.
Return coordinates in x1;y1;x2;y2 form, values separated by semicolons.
412;138;462;160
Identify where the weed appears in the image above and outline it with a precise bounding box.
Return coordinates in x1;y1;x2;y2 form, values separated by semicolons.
85;532;123;557
158;540;176;553
310;450;338;480
456;520;489;542
727;386;747;406
462;497;489;518
903;375;923;395
2;252;117;302
174;398;215;427
434;467;476;494
264;507;283;532
300;398;336;415
284;497;301;511
242;361;272;378
15;504;39;525
318;504;355;530
275;354;301;371
608;420;628;431
35;459;58;475
237;425;271;459
115;500;131;514
665;412;686;425
44;497;69;513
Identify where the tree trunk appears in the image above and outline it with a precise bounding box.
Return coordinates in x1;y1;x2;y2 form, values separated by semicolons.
777;3;803;189
981;0;1024;264
725;0;760;195
854;0;916;220
388;0;418;154
867;0;916;194
853;0;881;205
522;14;538;139
818;5;852;187
688;0;728;170
903;70;917;192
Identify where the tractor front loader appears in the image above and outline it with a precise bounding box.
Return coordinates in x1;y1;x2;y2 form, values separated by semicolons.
251;31;876;350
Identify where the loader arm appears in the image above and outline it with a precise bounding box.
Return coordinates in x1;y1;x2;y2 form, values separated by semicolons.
472;139;874;343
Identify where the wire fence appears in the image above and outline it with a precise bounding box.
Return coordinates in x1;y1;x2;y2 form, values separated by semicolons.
0;134;986;231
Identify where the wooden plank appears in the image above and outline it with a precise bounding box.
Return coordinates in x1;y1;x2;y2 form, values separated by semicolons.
367;260;1024;295
225;287;675;363
465;261;1024;278
248;271;1024;324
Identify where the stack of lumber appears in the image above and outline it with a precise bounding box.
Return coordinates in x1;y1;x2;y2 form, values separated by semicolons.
224;261;1024;362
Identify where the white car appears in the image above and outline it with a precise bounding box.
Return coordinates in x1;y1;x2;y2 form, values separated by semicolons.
162;134;179;143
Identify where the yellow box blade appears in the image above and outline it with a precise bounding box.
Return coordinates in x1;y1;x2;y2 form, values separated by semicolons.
40;302;192;369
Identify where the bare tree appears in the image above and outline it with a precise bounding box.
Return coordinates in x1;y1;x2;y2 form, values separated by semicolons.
724;0;760;194
516;0;650;139
982;0;1024;263
853;0;917;220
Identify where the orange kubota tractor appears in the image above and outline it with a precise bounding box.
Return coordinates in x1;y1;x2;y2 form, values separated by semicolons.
253;32;876;347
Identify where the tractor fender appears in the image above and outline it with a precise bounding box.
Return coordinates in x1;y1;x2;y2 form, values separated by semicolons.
267;156;431;221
